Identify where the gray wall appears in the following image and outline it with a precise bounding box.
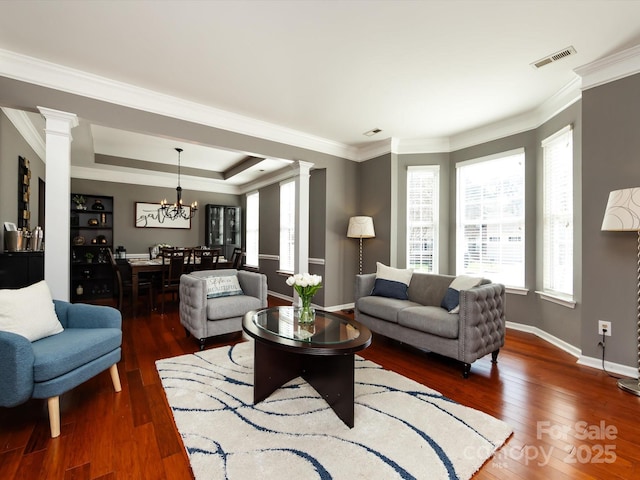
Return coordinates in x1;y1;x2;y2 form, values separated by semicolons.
3;68;640;368
359;153;392;272
582;73;640;366
70;178;239;255
0;111;45;249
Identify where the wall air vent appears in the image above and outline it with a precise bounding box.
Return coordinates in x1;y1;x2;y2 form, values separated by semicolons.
531;46;577;69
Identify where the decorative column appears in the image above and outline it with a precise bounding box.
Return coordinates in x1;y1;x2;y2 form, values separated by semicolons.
38;107;78;301
293;160;313;277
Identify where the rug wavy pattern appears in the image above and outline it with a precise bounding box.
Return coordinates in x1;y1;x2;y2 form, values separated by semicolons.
156;341;511;480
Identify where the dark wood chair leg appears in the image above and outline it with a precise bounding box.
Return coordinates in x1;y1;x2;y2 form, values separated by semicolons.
462;363;471;379
491;349;500;363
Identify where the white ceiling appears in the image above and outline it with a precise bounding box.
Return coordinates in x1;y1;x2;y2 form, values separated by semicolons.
1;0;640;189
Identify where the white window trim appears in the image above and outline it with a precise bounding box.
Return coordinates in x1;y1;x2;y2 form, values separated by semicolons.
541;125;574;298
406;165;439;273
455;148;526;288
245;190;259;268
279;179;295;273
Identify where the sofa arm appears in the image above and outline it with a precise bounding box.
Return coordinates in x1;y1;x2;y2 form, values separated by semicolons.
54;300;122;329
179;273;208;335
0;331;35;407
354;274;376;304
238;271;268;307
458;283;506;363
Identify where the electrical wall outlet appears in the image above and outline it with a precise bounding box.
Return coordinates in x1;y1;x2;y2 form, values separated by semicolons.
598;320;612;336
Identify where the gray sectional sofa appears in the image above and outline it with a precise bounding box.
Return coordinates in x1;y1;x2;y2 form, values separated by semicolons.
355;272;506;377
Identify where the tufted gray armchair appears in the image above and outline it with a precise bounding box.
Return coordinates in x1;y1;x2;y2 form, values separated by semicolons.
179;269;267;350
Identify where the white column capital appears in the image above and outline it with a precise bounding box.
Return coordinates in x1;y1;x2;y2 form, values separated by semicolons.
38;106;79;138
291;160;314;176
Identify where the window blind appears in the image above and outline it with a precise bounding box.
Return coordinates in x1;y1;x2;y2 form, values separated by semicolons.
279;180;295;272
456;150;525;287
245;191;259;267
407;166;439;272
542;126;573;296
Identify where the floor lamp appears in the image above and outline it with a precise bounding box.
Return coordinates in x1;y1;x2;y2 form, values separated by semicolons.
347;216;375;275
601;187;640;396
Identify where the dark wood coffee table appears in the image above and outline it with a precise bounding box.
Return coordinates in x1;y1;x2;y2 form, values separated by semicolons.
242;306;372;428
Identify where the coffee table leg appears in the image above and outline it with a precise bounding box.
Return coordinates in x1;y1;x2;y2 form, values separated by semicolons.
302;353;355;428
253;341;301;403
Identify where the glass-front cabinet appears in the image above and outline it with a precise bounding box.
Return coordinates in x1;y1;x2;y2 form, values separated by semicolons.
205;205;242;260
70;194;114;302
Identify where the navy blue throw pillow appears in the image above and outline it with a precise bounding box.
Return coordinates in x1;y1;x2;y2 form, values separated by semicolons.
441;287;460;311
371;278;409;300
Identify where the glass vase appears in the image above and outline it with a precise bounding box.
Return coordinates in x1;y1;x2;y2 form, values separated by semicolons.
297;298;315;324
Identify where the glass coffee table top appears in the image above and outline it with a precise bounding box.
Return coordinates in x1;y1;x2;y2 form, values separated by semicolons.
250;306;361;344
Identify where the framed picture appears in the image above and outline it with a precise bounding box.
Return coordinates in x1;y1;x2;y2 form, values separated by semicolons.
135;202;191;229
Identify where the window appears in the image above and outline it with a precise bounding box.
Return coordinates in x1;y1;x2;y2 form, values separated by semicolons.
279;180;295;272
542;126;573;297
245;191;259;267
407;166;439;272
456;149;525;287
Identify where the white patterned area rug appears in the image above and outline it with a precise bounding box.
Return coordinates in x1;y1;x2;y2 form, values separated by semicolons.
156;341;512;480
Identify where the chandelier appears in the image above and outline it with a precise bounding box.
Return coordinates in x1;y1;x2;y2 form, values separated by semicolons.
160;147;198;220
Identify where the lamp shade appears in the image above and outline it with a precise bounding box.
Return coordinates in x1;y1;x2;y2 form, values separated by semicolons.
347;216;375;238
601;187;640;231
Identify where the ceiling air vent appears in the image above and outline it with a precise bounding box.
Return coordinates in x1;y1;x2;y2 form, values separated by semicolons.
531;46;577;69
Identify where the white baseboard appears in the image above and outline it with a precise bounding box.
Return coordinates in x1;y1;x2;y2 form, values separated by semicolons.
506;321;638;379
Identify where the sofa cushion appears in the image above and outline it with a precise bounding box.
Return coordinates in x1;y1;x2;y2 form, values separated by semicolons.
206;295;263;321
31;328;122;382
398;306;459;339
205;275;244;298
441;275;483;313
0;281;64;342
357;295;420;323
371;262;414;300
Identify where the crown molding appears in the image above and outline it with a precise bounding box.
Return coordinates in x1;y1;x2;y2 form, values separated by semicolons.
1;46;606;165
449;76;582;151
71;165;240;195
575;44;640;91
0;48;358;161
1;107;45;161
394;137;451;155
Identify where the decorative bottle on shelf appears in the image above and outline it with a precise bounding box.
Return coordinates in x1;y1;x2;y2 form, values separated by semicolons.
76;284;83;296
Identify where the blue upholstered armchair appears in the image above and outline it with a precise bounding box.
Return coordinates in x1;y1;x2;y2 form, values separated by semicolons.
0;300;122;437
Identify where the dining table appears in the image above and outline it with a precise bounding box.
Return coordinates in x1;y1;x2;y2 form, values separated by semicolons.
128;256;231;316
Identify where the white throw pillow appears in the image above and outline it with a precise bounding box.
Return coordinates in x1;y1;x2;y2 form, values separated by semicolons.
376;262;414;285
205;275;244;298
0;280;64;341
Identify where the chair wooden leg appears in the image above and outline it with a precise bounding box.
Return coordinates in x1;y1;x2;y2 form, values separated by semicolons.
48;396;61;438
110;364;122;392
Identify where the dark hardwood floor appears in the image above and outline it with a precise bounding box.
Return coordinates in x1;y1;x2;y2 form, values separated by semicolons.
1;296;639;479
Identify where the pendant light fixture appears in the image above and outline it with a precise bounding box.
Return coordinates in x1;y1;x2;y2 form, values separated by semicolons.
160;147;198;220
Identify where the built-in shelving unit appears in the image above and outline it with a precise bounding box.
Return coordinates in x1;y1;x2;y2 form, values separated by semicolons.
70;194;114;302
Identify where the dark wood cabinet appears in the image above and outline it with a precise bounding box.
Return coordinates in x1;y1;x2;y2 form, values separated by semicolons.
205;205;241;260
70;194;114;302
0;251;44;289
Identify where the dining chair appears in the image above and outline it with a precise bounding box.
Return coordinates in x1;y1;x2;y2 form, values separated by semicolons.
160;248;187;314
107;248;154;315
230;247;245;270
192;247;221;271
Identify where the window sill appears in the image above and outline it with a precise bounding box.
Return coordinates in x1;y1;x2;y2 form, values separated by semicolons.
535;290;576;309
505;286;528;296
